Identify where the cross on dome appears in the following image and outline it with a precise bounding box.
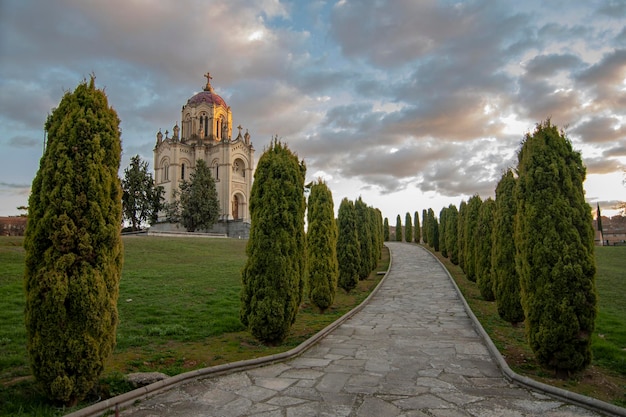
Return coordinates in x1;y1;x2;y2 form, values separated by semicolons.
203;72;214;92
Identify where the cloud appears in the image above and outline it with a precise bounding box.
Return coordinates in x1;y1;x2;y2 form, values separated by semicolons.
596;0;626;18
6;135;41;149
0;181;30;189
524;54;583;78
573;116;626;144
583;156;624;175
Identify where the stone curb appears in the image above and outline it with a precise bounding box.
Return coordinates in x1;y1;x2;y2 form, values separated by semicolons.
424;246;626;417
64;248;394;417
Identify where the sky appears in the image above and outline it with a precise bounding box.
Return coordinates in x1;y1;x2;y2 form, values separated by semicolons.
1;0;626;222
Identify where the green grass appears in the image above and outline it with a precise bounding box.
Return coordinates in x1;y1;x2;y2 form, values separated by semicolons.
593;246;626;376
426;244;626;407
0;236;388;416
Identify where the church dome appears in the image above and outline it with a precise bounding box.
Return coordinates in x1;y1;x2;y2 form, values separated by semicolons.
187;90;227;107
187;72;227;107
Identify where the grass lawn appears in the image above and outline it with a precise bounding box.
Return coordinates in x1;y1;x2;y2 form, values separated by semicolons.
425;244;626;408
0;235;388;416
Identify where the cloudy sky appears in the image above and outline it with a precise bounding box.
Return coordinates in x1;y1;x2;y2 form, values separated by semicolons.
1;0;625;221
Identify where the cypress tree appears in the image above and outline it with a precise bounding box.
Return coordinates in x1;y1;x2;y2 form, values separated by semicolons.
492;169;524;325
428;208;439;251
355;197;373;279
405;212;413;243
463;195;482;281
307;180;338;312
445;204;459;264
337;198;360;292
240;140;306;344
179;159;219;232
383;217;390;241
368;207;379;270
395;214;403;242
414;211;421;243
515;120;596;375
373;208;383;261
24;77;123;405
475;198;496;301
422;209;428;244
457;201;467;270
439;207;448;257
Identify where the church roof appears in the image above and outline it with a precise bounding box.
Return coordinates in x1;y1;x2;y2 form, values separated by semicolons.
187;72;227;108
187;90;227;107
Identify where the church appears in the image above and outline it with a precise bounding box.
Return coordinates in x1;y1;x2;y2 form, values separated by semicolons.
152;73;254;237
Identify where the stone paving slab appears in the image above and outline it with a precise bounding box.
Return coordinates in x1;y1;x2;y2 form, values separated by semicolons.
117;242;613;417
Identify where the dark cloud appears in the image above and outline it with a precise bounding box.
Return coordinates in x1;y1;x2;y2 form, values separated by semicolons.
603;142;626;159
583;156;623;175
7;135;41;149
573;116;626;144
524;54;583;78
576;49;626;87
596;0;626;18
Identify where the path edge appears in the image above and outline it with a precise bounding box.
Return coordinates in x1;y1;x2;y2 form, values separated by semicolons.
422;244;626;417
64;246;394;417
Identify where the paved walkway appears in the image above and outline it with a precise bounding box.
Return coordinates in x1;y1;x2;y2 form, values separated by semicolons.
118;242;606;417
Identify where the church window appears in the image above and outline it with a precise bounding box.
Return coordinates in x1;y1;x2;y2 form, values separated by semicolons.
233;158;246;178
181;163;185;180
163;163;169;181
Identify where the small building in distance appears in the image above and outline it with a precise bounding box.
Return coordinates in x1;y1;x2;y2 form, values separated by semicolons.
594;215;626;246
0;216;27;236
152;73;254;237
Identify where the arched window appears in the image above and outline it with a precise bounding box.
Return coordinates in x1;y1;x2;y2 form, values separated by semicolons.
233;158;246;178
163;163;169;181
181;163;185;180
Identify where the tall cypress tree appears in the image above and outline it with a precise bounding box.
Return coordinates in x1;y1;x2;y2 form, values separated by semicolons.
414;211;421;243
355;197;373;279
515;120;596;375
404;212;413;243
439;207;448;257
445;204;459;264
240;140;306;344
395;214;403;242
428;208;439;251
337;198;360;292
457;201;467;270
373;208;383;261
492;169;524;325
383;217;390;241
24;77;123;405
463;195;482;281
368;207;379;270
475;198;495;301
307;180;338;312
422;209;428;244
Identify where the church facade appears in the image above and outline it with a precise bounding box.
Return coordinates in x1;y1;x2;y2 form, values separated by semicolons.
153;73;254;236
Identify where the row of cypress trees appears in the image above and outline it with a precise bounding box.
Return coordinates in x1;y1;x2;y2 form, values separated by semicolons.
386;211;421;243
239;140;384;345
412;120;596;376
23;80;383;405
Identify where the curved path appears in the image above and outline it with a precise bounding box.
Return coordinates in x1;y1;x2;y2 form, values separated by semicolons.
118;242;608;417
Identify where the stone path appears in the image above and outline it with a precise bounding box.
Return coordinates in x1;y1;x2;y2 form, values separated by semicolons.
118;242;606;417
